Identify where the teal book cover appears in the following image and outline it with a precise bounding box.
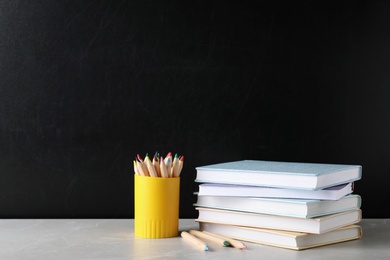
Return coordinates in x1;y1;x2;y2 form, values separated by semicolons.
195;160;362;190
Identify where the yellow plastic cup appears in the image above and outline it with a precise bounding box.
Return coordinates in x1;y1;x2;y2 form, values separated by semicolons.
134;174;180;238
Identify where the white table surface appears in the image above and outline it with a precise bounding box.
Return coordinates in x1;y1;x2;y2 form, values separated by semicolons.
0;219;388;259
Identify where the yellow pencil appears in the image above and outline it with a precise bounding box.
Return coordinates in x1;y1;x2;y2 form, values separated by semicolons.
133;160;139;175
181;231;209;251
144;153;158;177
202;231;247;249
189;230;230;247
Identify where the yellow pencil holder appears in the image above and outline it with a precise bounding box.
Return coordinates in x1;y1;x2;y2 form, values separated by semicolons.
134;174;180;238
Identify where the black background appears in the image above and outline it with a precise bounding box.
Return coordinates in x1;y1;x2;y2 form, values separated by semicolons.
0;1;389;218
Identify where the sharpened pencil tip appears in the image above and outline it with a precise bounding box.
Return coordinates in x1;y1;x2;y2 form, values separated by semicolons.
205;246;209;251
223;241;230;246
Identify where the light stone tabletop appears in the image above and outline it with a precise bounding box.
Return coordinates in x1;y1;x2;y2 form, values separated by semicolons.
0;219;388;259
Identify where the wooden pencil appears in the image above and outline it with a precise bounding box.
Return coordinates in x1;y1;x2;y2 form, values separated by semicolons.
181;231;209;251
153;152;161;177
202;230;247;249
164;152;173;177
189;230;230;247
178;155;184;176
133;160;139;175
171;153;180;177
160;157;169;178
136;154;149;176
135;160;146;176
144;153;158;177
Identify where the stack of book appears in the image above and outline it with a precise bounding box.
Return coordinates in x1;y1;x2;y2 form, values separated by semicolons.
193;160;363;250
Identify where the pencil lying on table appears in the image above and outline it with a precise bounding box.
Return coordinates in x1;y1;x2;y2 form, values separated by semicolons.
202;230;247;249
181;231;209;251
189;230;230;247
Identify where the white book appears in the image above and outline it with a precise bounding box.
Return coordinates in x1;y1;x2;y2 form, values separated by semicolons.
197;182;354;200
194;194;361;218
199;222;363;250
195;207;362;234
195;160;362;190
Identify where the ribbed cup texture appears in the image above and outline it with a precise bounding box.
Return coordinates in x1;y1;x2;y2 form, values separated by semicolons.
135;219;179;238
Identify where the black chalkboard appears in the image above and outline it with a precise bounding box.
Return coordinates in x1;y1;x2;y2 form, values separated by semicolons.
0;1;389;218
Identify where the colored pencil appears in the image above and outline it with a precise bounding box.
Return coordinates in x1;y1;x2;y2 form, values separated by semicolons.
153;152;161;177
178;155;184;176
160;156;169;178
136;154;149;176
172;153;180;177
164;152;173;176
181;231;209;251
189;230;230;247
144;153;158;177
202;231;247;249
133;160;139;175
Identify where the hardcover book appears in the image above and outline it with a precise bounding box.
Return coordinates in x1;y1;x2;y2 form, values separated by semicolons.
197;182;354;200
199;222;363;250
195;207;362;234
195;160;362;190
194;194;361;218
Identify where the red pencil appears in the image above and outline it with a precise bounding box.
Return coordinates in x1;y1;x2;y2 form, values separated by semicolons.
177;155;184;176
